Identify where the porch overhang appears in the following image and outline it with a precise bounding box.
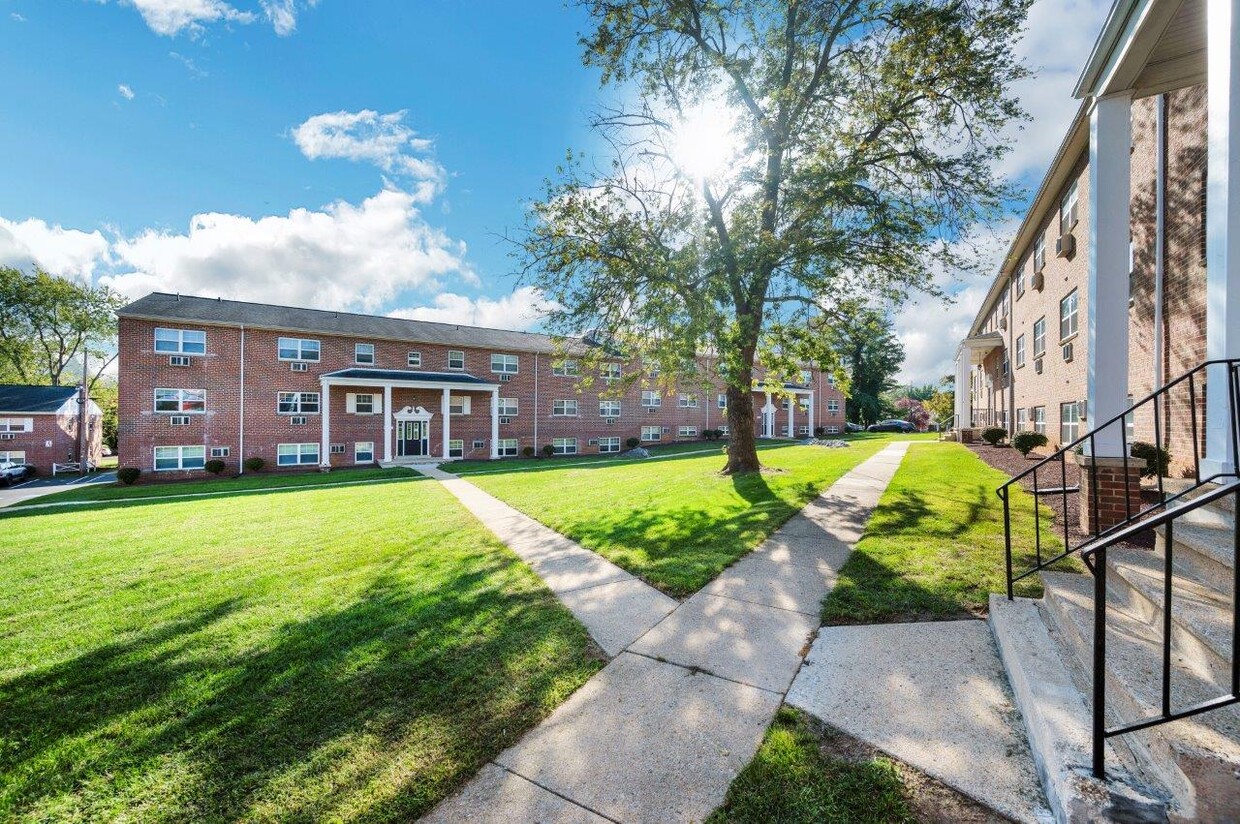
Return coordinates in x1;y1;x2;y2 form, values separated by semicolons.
320;367;501;392
1075;0;1205;99
959;332;1005;367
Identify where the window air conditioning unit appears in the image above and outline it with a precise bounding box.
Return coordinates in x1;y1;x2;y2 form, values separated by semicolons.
169;355;191;367
1028;406;1038;417
291;362;309;372
330;444;345;454
499;374;513;382
999;317;1008;331
647;407;657;413
0;433;14;441
1061;342;1074;362
662;426;670;434
606;417;617;424
1033;358;1044;374
1031;272;1045;292
499;416;512;425
473;440;485;450
1055;233;1076;258
290;416;307;425
1079;402;1088;421
170;416;190;426
588;438;599;446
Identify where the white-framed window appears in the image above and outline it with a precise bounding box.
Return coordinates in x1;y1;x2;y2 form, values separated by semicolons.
277;442;319;466
497;438;519;457
825;426;839;434
449;396;471;415
598;436;620;453
355;442;375;463
1060;289;1079;341
447;350;465;370
154;327;206;356
355;343;375;365
641;425;661;442
1033;406;1046;435
827;399;840;413
799;425;811;435
350;393;376;415
552;359;579;377
154;445;206;471
552;437;578;455
1017;408;1028;430
1060;401;1081;444
0;450;26;464
552;399;578;416
678;426;697;438
448;439;464;458
826;373;836;386
1015;334;1026;368
278;391;320;414
1034;234;1046;271
678;394;698;408
155;388;206;414
599;400;621;417
278;337;320;362
407;351;422;368
718;425;730;435
210;446;230;458
498;397;518;416
601;362;621;382
491;353;519;374
1016;260;1027;298
641;391;662;408
0;418;33;433
1032;317;1047;357
1060;179;1079;233
799;370;812;385
329;443;346;455
717;393;727;409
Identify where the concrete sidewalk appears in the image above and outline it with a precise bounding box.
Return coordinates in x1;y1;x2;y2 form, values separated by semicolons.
423;442;911;822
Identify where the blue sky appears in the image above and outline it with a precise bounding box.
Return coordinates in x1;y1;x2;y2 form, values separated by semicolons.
0;0;1112;383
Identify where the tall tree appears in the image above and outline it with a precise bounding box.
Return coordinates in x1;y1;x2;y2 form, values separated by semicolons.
827;305;904;425
0;267;124;388
925;388;955;426
515;0;1029;472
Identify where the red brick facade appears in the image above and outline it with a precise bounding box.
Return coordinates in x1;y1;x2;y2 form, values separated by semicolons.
0;404;102;474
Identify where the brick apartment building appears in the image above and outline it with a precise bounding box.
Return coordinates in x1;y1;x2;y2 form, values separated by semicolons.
116;292;847;476
0;384;103;473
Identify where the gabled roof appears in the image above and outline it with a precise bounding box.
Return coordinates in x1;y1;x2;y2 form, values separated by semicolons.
118;292;584;355
0;384;77;413
321;368;495;386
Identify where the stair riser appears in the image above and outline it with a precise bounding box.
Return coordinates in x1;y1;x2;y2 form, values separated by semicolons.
1155;531;1235;586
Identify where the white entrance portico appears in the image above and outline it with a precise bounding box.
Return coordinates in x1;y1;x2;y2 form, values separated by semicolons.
755;381;816;438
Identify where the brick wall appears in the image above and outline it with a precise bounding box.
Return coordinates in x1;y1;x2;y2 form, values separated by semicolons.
0;410;100;473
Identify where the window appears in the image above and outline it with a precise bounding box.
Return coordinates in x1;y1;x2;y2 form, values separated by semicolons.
678;394;698;408
717;393;727;409
208;446;230;458
718;425;730;435
408;351;422;368
601;362;621;382
1125;394;1135;441
154;388;206;414
641;391;662;408
329;443;346;455
645;361;661;379
278;337;320;362
154;327;206;355
552;437;578;455
497;438;519;457
799;425;811;436
598;436;620;453
278;392;320;414
826;373;836;386
498;397;518;416
449;396;470;415
1016;261;1026;298
277;443;319;466
355;442;375;463
1060;180;1078;234
1060;402;1080;444
355;343;375;365
827;399;840;413
0;450;27;464
825;426;839;435
352;393;375;414
1034;234;1046;271
154;445;205;471
1017;408;1028;430
1002;355;1010;377
641;425;661;442
552;399;578;416
599;400;621;417
1033;406;1046;435
553;359;579;377
448;439;464;458
678;426;697;438
491;353;519;374
447;350;465;370
1059;290;1079;341
799;370;812;385
1032;317;1047;357
0;418;32;433
1015;335;1026;368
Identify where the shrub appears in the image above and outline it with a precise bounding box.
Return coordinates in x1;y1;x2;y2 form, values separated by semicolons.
981;427;1007;446
625;436;641;449
703;429;717;441
1130;441;1171;478
117;467;141;485
204;459;226;475
814;426;825;437
243;457;264;472
1012;431;1049;457
522;446;536;457
542;444;555;458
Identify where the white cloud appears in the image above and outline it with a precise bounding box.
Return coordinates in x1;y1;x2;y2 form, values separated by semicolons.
260;0;316;36
169;51;208;78
121;0;255;37
388;286;552;332
11;12;26;22
118;83;135;100
101;187;473;312
0;218;111;282
292;110;444;201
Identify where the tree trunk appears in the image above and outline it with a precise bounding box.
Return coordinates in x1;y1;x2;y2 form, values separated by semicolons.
724;382;762;474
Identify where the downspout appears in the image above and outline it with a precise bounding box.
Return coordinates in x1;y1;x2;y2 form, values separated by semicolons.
1153;93;1167;393
533;352;539;448
1008;275;1016;436
239;325;246;474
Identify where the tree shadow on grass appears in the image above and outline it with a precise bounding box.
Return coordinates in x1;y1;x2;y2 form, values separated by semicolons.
0;557;600;821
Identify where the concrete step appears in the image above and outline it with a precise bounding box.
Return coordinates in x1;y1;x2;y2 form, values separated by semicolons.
1159;479;1237;516
1154;516;1235;583
1042;571;1240;822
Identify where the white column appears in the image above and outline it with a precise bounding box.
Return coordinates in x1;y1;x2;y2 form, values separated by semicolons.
441;387;451;460
1204;0;1240;475
954;353;969;430
807;392;815;435
383;384;393;462
763;390;773;438
1086;92;1133;457
320;380;331;466
490;388;500;459
787;394;794;437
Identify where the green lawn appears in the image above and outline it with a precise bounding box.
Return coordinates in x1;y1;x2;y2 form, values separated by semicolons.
821;441;1080;624
463;436;908;597
0;475;602;821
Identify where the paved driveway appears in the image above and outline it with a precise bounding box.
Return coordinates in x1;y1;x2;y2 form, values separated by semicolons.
0;471;117;508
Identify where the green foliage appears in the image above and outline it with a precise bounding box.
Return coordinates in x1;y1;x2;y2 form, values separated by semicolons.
981;427;1007;446
90;380;119;451
625;436;641;449
116;467;140;485
924;390;955;427
828;306;905;425
243;457;264;473
522;446;536;457
1012;431;1048;456
541;444;555;458
1130;442;1171;478
204;459;226;475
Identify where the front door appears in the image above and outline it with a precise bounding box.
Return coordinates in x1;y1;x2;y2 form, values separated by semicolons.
397;420;427;457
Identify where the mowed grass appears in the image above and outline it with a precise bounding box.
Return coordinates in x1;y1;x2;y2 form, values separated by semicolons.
822;441;1081;624
464;437;900;597
0;476;603;821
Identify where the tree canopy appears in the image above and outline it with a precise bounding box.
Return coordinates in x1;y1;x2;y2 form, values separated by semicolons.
825;304;904;425
515;0;1030;471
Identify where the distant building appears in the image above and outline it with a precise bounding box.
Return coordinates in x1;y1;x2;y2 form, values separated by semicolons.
0;384;103;472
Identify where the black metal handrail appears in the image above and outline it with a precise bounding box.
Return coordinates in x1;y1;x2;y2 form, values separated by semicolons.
998;358;1240;597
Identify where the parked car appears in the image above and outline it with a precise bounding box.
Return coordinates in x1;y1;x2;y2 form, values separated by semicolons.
0;461;33;485
867;419;916;433
845;422;864;433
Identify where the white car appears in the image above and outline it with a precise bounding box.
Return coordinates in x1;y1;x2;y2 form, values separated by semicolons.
0;461;32;485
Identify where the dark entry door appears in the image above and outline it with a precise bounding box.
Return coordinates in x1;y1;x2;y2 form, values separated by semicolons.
397;421;426;457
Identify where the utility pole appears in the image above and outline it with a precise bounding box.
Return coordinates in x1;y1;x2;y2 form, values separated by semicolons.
78;344;89;476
